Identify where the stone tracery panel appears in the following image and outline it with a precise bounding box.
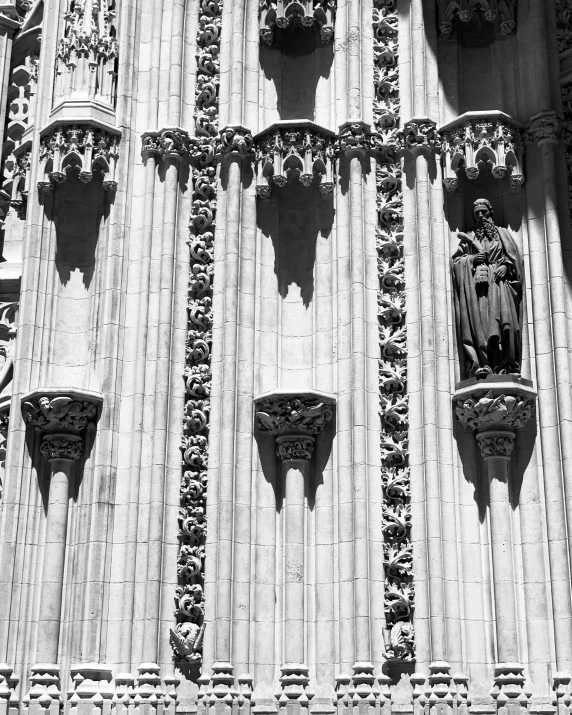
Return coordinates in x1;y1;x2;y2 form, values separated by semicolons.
172;0;223;670
373;0;414;662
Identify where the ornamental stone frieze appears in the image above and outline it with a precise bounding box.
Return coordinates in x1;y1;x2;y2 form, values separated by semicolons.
38;125;120;193
254;121;336;199
22;388;102;460
254;390;335;460
259;0;336;46
440;112;525;192
437;0;516;39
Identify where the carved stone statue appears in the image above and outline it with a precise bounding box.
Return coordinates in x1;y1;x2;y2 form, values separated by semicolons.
452;199;523;378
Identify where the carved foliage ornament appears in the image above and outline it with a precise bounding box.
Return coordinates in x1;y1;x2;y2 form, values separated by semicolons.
455;391;534;432
39;125;120;192
437;0;517;39
173;0;223;668
557;0;572;52
23;395;98;434
440;116;525;192
259;0;336;46
255;396;333;436
255;124;335;199
373;0;414;662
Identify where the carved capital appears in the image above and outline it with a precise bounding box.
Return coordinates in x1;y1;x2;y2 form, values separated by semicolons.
142;128;190;161
475;429;515;459
276;434;315;461
455;389;535;433
337;121;373;155
399;119;440;155
40;434;83;461
254;391;334;437
217;125;254;159
439;112;525;190
528;111;562;147
22;388;102;461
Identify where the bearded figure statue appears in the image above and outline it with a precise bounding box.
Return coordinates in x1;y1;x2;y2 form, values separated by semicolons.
451;199;523;379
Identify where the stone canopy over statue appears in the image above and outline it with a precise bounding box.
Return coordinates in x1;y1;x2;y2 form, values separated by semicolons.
452;199;523;379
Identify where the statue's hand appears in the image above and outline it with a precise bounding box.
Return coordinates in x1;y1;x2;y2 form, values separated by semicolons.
494;264;508;281
473;252;488;266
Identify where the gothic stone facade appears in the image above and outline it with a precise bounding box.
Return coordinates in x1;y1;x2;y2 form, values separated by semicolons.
0;1;572;715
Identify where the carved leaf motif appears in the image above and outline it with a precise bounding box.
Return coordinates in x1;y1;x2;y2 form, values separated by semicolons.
375;0;414;661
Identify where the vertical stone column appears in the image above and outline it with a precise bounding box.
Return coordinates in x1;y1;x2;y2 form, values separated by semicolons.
254;391;334;701
524;110;572;672
20;389;102;666
455;379;536;684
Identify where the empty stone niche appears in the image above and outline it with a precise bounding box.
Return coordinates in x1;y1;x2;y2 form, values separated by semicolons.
432;1;520;116
259;2;335;123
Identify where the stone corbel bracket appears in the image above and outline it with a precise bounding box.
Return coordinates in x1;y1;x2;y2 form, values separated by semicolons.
38;122;121;194
255;120;336;200
437;0;517;40
21;387;103;461
259;0;336;47
254;389;335;461
439;111;525;193
454;376;536;459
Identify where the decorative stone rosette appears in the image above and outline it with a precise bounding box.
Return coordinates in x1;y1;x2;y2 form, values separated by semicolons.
437;0;516;39
21;388;102;461
439;112;525;193
254;391;335;461
259;0;336;46
173;0;223;668
255;121;336;199
455;380;537;459
38;125;120;192
373;0;414;663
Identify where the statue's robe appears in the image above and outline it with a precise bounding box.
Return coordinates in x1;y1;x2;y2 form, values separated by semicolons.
452;226;523;377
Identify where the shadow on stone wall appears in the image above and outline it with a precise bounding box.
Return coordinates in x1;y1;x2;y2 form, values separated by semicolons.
453;407;536;520
41;168;109;289
260;33;334;121
254;403;335;512
257;181;334;308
